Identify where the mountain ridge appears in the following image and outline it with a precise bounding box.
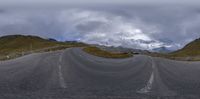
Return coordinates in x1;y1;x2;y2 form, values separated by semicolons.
171;38;200;57
0;34;86;60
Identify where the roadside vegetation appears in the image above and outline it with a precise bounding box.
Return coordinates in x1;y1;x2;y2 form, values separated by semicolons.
83;46;133;58
0;35;87;61
146;52;200;61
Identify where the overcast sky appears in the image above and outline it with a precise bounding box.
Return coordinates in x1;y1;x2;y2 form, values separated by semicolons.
1;0;200;6
0;0;200;50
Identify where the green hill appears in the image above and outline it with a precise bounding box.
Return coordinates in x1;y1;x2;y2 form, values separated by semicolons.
0;35;86;60
170;38;200;57
144;38;200;61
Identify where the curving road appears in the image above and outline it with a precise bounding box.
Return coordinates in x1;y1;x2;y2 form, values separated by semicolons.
0;48;200;99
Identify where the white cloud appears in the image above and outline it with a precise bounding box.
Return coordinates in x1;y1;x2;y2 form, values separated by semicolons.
58;9;164;50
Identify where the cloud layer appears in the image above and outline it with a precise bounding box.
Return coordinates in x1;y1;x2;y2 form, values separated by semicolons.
0;5;200;50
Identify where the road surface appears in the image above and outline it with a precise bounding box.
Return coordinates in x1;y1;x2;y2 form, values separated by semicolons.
0;48;200;99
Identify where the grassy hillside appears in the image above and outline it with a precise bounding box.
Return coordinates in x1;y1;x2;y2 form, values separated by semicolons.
147;38;200;61
170;38;200;57
0;35;86;60
83;46;133;58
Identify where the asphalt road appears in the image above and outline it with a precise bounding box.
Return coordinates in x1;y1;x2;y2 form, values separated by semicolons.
0;48;200;99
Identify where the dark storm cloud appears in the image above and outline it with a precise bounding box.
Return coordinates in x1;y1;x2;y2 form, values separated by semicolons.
0;9;66;40
0;4;200;50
